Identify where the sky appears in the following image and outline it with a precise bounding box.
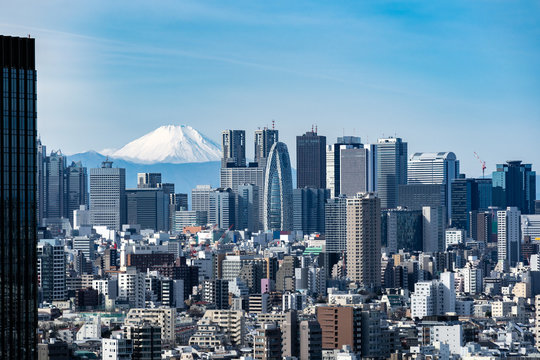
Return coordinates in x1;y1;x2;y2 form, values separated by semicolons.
2;0;540;179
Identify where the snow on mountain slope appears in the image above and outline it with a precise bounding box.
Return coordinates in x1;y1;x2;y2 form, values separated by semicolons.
103;125;221;164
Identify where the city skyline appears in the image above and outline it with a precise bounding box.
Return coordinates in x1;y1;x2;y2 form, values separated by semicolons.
1;1;539;181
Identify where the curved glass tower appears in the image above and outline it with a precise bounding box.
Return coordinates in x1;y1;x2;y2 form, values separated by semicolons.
263;142;293;231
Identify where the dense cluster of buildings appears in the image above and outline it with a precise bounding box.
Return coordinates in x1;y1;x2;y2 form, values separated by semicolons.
3;34;540;360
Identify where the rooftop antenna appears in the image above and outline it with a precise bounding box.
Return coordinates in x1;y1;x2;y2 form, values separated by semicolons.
311;124;314;133
272;119;275;130
315;125;318;133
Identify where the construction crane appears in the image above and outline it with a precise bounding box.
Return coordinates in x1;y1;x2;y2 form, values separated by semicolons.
474;152;487;178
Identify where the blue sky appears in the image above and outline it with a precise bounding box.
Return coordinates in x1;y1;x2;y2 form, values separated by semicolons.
2;0;539;179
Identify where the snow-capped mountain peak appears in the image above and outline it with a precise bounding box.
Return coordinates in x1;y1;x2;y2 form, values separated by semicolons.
102;125;221;164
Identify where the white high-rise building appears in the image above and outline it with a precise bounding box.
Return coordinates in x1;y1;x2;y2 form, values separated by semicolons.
118;268;145;308
411;272;455;319
408;152;459;218
102;335;133;360
498;207;521;267
445;228;466;249
458;265;483;295
90;160;126;230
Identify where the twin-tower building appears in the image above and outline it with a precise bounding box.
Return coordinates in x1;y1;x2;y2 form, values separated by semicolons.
220;128;293;232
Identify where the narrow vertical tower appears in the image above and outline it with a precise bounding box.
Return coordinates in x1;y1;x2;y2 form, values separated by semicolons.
0;35;38;360
296;129;326;189
346;193;381;289
263;142;293;231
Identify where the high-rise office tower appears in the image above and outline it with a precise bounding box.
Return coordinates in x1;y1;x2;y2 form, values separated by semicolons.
422;206;445;253
450;177;492;232
408;152;459;217
66;161;88;225
220;166;265;231
326;136;376;198
170;193;188;211
346;193;381;288
382;208;423;253
296;129;326;188
90;160;126;230
497;207;521;267
44;150;66;219
492;161;536;214
137;173;161;189
254;127;278;165
126;188;169;231
263;142;294;231
293;188;329;234
236;184;259;232
451;177;477;231
208;188;235;230
222;130;246;168
469;210;493;244
191;185;213;213
376;137;407;209
0;34;38;360
325;196;347;254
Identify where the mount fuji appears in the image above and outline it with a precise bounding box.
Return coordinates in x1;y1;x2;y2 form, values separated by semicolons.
102;124;221;164
68;125;221;193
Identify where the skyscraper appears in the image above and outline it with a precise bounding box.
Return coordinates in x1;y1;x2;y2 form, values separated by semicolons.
192;185;213;215
293;187;329;234
254;127;278;165
90;160;126;230
222;129;246;168
208;188;235;230
0;34;38;360
376;137;407;209
296;129;326;189
324;196;347;254
263;142;294;231
408;152;459;217
44;150;66;219
492;161;536;214
220;166;265;230
327;136;361;197
236;184;259;232
346;193;381;288
126;188;169;231
66;161;88;225
497;207;521;267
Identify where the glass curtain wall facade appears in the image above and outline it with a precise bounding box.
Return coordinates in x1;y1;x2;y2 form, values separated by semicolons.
0;35;38;360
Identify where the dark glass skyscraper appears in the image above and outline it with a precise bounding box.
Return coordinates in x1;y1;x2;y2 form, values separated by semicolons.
296;130;326;188
66;160;88;224
376;137;407;209
0;35;37;360
293;187;329;234
221;129;246;168
492;160;536;214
